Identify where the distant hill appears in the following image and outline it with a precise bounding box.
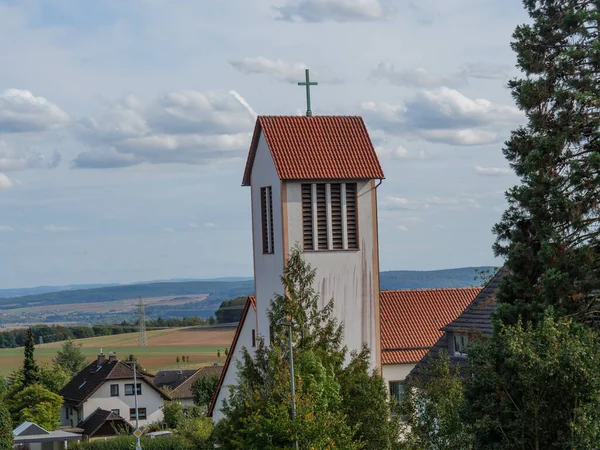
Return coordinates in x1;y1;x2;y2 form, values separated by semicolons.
0;267;495;325
379;267;494;290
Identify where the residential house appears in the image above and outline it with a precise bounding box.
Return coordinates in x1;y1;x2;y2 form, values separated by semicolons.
380;288;480;401
406;268;506;381
59;352;170;428
13;421;80;450
77;408;133;441
154;366;223;407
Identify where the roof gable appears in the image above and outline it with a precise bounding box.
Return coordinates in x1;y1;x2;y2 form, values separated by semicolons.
171;365;223;400
242;116;384;186
380;287;480;364
14;422;48;437
78;408;132;438
59;359;169;406
153;369;197;391
208;295;256;416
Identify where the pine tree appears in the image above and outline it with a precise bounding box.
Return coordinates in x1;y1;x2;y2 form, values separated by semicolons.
213;247;397;449
23;328;39;387
493;0;600;327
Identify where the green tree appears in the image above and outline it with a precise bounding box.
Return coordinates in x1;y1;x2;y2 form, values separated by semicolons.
0;403;12;450
399;352;473;450
176;356;180;365
492;0;600;327
217;350;220;359
8;384;63;430
191;374;220;410
7;363;70;395
23;328;39;387
163;401;185;429
213;247;397;449
53;339;87;376
464;313;600;449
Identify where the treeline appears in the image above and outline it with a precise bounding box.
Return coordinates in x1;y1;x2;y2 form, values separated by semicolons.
0;316;216;348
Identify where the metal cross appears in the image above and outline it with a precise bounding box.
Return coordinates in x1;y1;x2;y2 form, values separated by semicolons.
298;68;318;117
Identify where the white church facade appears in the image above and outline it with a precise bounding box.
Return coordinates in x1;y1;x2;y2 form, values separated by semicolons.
208;114;480;422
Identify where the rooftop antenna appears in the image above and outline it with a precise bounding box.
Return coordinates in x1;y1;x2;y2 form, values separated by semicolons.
137;296;147;347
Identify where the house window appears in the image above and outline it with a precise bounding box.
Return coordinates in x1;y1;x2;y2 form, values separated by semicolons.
301;183;358;251
110;384;119;397
260;186;274;254
389;381;405;403
252;329;256;347
130;408;147;420
124;383;142;396
453;333;470;357
111;409;120;416
65;408;69;419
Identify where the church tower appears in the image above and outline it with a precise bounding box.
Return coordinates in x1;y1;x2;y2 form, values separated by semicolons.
241;115;385;369
209;74;385;422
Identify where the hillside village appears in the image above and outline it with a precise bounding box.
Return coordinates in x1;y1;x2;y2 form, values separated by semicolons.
2;1;600;449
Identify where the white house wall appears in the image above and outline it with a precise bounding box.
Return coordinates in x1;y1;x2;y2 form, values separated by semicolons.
81;379;164;427
212;307;257;423
286;180;380;370
250;132;285;342
382;363;415;390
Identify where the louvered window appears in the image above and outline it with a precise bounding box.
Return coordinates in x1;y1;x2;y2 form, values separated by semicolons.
301;182;359;251
261;186;274;254
345;183;358;249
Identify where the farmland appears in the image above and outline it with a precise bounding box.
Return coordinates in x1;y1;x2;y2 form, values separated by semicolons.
0;325;236;376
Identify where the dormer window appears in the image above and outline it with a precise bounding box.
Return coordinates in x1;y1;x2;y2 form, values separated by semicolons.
301;182;358;251
453;333;469;357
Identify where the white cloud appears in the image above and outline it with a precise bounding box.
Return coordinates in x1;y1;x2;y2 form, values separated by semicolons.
0;173;13;189
204;222;217;228
163;227;175;232
188;222;199;228
0;141;60;171
43;225;79;232
371;62;464;88
0;89;69;133
276;0;386;22
474;166;511;176
0;226;13;232
371;61;512;89
382;196;426;210
73;90;255;168
397;224;409;232
363;87;523;146
375;145;427;160
230;57;342;84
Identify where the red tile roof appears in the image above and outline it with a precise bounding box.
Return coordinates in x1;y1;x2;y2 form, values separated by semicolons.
242;116;385;186
208;296;256;417
380;288;481;365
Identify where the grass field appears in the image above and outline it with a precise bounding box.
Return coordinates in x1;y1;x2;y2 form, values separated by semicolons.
0;326;236;376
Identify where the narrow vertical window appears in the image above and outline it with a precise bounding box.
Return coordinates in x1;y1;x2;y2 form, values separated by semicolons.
346;183;358;249
261;186;274;254
252;329;256;347
316;184;327;250
330;184;343;249
301;184;313;250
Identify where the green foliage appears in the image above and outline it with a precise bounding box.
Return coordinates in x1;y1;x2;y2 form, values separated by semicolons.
163;401;184;429
53;339;88;375
8;384;62;430
23;328;39;387
493;0;600;327
213;247;397;449
178;416;213;448
464;313;600;449
0;403;13;450
399;352;472;450
8;363;71;395
68;435;199;450
215;296;248;323
0;377;6;401
191;373;220;409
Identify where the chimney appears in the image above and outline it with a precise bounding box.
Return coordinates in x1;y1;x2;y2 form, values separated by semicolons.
108;352;117;362
97;352;106;365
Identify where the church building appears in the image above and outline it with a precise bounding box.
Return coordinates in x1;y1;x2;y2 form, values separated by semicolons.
208;76;480;422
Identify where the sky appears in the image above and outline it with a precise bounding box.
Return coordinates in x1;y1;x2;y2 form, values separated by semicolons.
0;0;530;288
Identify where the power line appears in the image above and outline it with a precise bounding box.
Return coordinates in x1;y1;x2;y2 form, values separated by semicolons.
137;296;147;347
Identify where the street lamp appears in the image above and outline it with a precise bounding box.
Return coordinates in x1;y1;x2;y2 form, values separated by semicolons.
279;321;299;450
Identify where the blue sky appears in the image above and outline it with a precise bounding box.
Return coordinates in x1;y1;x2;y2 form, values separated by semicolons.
0;0;529;288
